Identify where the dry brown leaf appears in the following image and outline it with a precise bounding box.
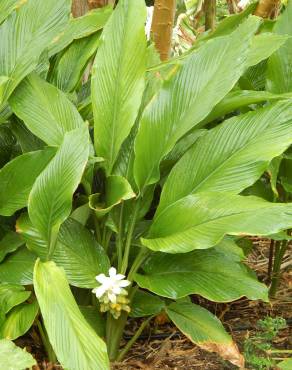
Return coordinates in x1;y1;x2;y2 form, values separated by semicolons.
200;341;245;368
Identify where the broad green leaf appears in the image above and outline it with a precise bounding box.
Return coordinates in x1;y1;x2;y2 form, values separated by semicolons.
143;192;292;253
48;6;113;56
278;358;292;370
34;259;109;369
92;0;147;173
17;215;110;288
79;306;105;337
0;284;30;324
166;302;244;368
130;290;165;318
0;232;24;262
246;33;289;68
0;300;38;340
10;73;84;146
0;0;26;25
0;339;36;369
28;126;89;255
49;33;100;93
134;17;260;190
135;247;268;302
0;247;35;285
266;1;292;93
0;147;56;216
202;90;292;126
89;175;135;218
158;101;292;214
56;219;110;288
0;0;70;108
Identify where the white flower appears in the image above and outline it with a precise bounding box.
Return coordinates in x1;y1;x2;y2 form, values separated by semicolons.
92;267;131;304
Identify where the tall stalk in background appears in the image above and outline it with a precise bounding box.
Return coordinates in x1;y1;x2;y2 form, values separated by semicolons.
204;0;216;30
151;0;176;60
254;0;281;18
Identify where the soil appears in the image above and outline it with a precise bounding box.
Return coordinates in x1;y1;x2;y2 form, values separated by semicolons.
18;238;292;370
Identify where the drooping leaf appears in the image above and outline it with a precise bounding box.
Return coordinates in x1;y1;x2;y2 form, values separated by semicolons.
266;1;292;93
48;6;113;56
92;0;147;173
130;290;165;318
49;33;100;93
17;215;110;288
134;17;260;190
0;147;56;216
0;300;38;340
0;339;36;369
0;232;24;263
166;302;244;368
135;247;268;302
0;247;35;285
34;259;110;369
0;0;70;108
89;175;135;218
143;192;292;253
10;73;84;146
158;101;292;215
28;126;89;256
202;90;292;126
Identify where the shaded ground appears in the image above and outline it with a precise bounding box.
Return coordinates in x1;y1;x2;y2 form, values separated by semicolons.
20;238;292;369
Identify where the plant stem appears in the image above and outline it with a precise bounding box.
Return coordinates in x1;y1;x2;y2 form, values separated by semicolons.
269;349;292;354
151;0;176;61
116;316;154;362
37;320;56;364
106;312;128;361
267;239;275;282
128;247;149;281
204;0;216;31
269;240;289;298
117;203;125;271
121;201;140;275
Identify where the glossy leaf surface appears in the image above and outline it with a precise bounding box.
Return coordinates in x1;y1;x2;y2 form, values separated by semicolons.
134;17;260;190
0;147;56;216
143;193;292;253
166;302;244;368
135;247;268;301
34;260;110;370
266;1;292;93
10;73;84;146
28;126;89;255
0;0;70;107
92;0;147;173
0;300;38;340
158;101;292;214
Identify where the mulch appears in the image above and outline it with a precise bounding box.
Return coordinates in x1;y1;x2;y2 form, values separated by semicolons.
19;238;292;369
